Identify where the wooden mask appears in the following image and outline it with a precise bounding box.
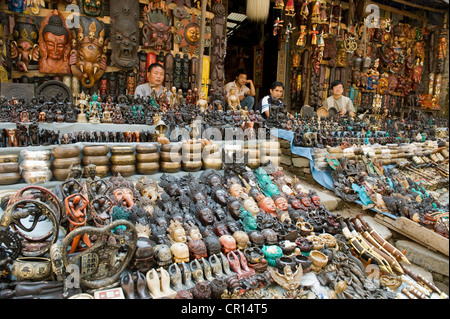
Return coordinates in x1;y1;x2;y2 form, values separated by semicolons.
39;10;72;74
142;2;173;52
110;0;139;70
79;0;104;17
11;14;40;72
8;0;27;13
69;16;108;88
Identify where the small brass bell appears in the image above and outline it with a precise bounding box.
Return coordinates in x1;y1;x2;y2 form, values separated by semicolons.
155;119;168;137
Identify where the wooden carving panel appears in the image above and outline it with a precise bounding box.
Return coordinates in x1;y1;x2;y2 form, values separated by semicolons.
110;0;140;71
210;0;226;95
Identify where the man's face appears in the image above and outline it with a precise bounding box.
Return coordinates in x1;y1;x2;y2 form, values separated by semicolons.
236;74;247;86
270;86;284;100
332;84;344;97
148;66;165;86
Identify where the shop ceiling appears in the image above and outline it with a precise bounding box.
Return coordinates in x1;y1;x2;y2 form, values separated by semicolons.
225;0;449;38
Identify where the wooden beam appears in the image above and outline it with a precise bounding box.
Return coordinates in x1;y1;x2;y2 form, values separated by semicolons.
374;215;449;257
389;0;448;14
367;1;425;21
197;0;208;91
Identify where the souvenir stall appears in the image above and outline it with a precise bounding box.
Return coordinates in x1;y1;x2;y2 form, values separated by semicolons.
262;0;449;252
254;0;450;292
266;0;449;116
0;0;449;301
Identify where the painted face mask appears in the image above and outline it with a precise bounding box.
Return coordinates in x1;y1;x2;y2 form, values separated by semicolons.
275;196;289;211
142;3;173;52
8;0;27;13
79;0;104;17
70;16;108;88
259;197;277;216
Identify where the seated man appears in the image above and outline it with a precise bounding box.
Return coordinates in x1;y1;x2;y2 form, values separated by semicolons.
135;63;171;99
257;81;285;120
323;80;356;117
224;70;256;111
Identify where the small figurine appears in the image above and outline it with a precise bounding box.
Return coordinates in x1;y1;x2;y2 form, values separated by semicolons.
88;93;102;124
77;92;88;123
196;91;208;113
65;194;91;254
101;107;112;123
297;25;307;47
169;86;178;106
227;88;240;111
310;24;319;45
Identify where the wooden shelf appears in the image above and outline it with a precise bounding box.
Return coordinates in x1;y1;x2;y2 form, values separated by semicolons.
0;1;214;22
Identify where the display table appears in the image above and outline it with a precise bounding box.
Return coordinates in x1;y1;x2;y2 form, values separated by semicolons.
272;129;334;191
1;122;157;134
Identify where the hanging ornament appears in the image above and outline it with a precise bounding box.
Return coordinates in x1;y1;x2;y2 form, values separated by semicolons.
319;1;328;22
312;0;321;19
285;0;296;17
344;35;358;53
428;73;435;95
296;25;307;47
246;0;271;23
273;17;284;37
336;3;343;35
310;23;319;45
318;30;325;47
274;0;284;10
300;0;310;19
285;23;296;42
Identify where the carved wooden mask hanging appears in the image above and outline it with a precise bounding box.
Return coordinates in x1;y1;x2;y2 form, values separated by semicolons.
110;0;139;71
39;10;72;74
79;0;104;17
69;16;108;88
11;14;40;72
142;2;173;52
